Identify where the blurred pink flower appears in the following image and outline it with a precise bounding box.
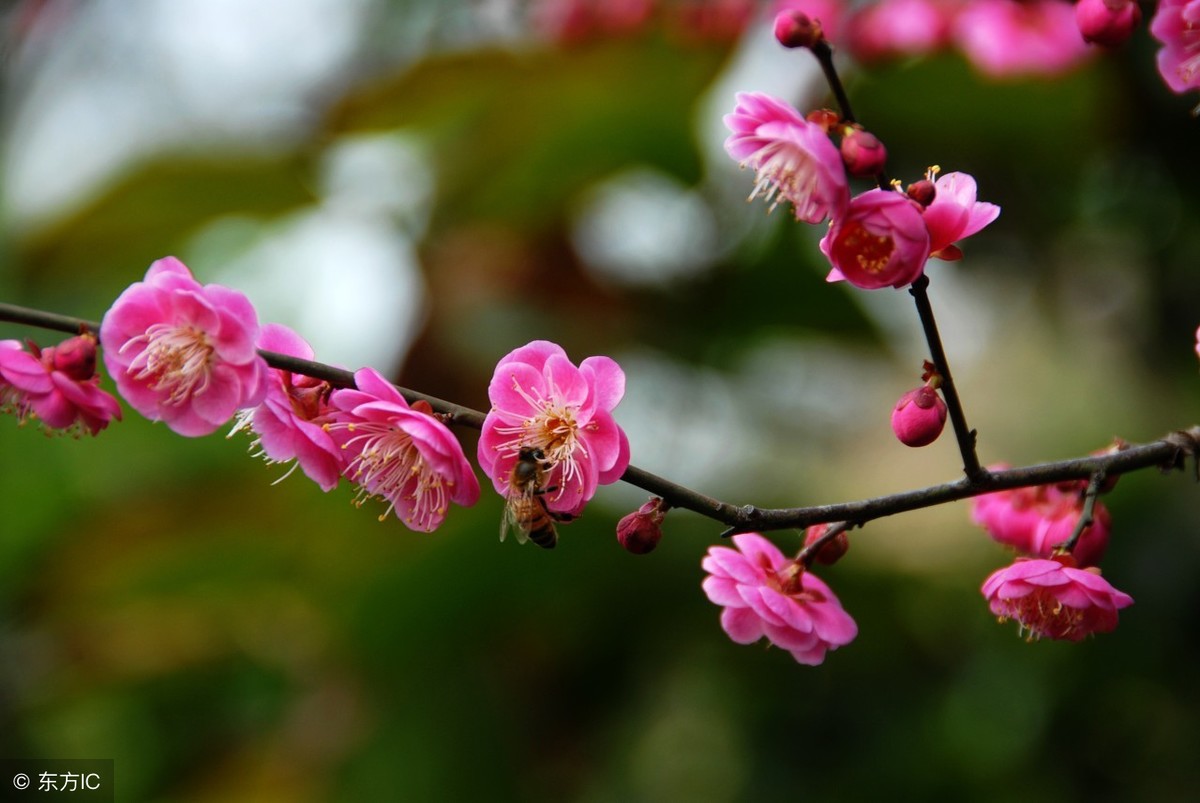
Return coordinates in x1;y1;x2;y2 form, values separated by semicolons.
981;556;1133;641
953;0;1092;78
0;334;121;435
724;91;849;224
845;0;955;62
1075;0;1141;48
231;323;343;491
330;367;479;532
100;257;269;437
702;533;857;665
921;171;1001;259
821;188;930;289
529;0;653;44
478;340;630;517
971;474;1110;567
1150;0;1200;95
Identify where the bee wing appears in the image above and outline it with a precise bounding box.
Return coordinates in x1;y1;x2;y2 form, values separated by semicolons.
500;499;531;546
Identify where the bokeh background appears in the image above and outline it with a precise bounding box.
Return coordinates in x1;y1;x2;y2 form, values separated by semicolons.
1;1;1198;801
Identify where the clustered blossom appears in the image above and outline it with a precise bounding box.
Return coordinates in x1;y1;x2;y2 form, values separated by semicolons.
100;257;269;437
1150;0;1200;97
971;474;1110;567
724;91;999;291
330;367;480;532
478;340;630;518
0;335;121;435
702;533;857;665
230;324;343;491
981;555;1133;641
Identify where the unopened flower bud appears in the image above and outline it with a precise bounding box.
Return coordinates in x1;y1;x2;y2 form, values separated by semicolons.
804;524;849;566
1074;0;1141;48
617;497;667;554
840;128;887;177
47;334;98;381
891;385;947;447
773;10;823;49
905;178;936;208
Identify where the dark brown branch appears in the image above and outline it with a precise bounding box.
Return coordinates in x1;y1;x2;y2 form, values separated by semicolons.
2;301;1196;537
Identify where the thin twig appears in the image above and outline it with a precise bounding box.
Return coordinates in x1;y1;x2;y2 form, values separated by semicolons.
908;276;985;482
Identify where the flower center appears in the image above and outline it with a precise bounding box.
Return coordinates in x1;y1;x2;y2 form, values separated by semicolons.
342;422;448;530
124;323;214;405
747;142;819;217
1001;589;1086;641
838;220;894;275
494;374;589;501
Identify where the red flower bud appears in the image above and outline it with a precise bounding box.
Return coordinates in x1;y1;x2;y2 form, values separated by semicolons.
891;385;947;447
616;497;667;554
773;10;823;49
47;334;98;382
803;524;849;566
905;179;936;208
840;128;887;177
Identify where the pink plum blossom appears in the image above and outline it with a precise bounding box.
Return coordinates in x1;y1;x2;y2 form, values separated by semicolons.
330;367;480;532
1149;0;1200;95
971;474;1110;567
702;533;857;665
230;324;344;491
478;340;630;518
820;188;930;289
921;171;1001;259
953;0;1093;78
0;335;121;436
981;556;1133;641
1075;0;1141;48
724;91;849;224
100;257;269;437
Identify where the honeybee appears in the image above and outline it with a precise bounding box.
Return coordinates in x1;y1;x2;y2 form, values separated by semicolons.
501;446;573;549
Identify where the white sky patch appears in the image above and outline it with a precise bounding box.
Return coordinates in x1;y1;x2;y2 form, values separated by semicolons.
571;168;718;287
203;207;426;373
3;0;372;229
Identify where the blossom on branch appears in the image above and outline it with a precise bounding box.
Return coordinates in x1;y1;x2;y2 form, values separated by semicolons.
723;91;849;224
981;556;1133;641
478;340;630;518
921;170;1000;260
230;324;343;491
100;257;269;437
0;335;121;435
1150;0;1200;96
329;367;479;531
971;475;1110;567
702;533;857;665
820;188;930;289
